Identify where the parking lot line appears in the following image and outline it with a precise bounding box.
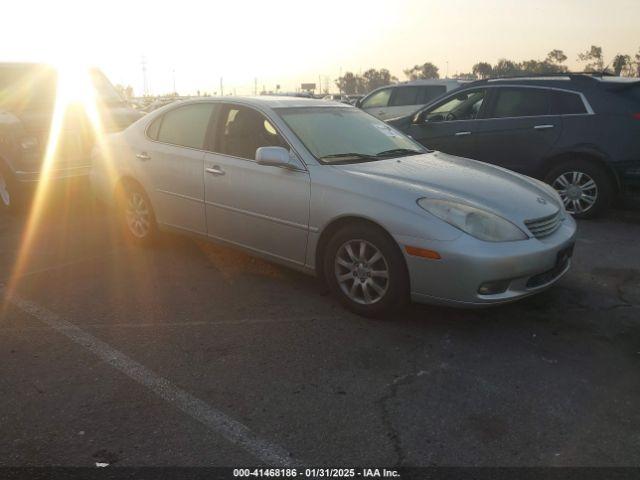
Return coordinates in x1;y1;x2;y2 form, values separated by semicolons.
0;315;338;332
1;286;298;466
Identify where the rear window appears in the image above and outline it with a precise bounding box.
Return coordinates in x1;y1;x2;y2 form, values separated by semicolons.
551;91;587;115
156;103;215;149
489;88;551;118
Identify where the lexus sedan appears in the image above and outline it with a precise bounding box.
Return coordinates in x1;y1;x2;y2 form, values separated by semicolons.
91;97;577;317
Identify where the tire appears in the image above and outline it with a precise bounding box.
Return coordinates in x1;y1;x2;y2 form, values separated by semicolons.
116;181;158;245
0;162;27;215
544;159;614;219
323;223;409;317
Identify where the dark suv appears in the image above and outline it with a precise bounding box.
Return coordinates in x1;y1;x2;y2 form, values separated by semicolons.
387;74;640;218
0;63;142;212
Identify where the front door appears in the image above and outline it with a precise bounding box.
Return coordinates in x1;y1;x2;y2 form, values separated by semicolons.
361;87;393;120
203;104;311;265
407;88;487;158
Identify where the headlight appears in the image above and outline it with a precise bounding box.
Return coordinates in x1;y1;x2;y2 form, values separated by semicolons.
417;198;528;242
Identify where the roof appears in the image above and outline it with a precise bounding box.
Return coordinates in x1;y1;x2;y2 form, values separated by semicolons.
462;73;628;88
181;95;351;109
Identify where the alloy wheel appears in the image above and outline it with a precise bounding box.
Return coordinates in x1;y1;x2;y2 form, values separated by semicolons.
552;171;598;215
335;239;390;305
125;191;151;238
0;171;11;207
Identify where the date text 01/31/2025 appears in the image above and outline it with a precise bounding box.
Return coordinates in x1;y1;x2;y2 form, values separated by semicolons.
233;468;401;478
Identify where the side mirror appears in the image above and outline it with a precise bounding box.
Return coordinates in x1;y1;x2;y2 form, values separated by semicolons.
256;146;291;168
412;111;428;124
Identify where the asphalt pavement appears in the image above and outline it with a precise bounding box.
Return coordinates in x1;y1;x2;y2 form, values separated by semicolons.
1;189;639;467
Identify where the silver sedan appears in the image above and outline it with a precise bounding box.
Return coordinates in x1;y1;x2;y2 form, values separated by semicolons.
91;97;577;317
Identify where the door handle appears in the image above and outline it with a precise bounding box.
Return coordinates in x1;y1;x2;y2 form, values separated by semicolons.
455;131;472;136
136;152;151;161
534;124;555;130
206;166;226;176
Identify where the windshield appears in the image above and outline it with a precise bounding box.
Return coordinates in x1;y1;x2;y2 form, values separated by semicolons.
277;107;425;163
90;69;125;104
0;65;57;110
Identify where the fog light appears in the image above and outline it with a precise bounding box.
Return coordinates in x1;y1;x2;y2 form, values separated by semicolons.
478;280;510;295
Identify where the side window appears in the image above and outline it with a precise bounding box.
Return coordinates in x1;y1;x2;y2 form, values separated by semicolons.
418;86;446;104
156;103;215;149
146;115;162;140
424;89;486;122
551;91;588;115
216;105;288;160
489;88;551;118
361;88;391;109
390;86;420;106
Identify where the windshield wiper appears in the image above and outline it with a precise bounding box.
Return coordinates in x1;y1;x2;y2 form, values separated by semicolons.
375;148;424;158
320;152;378;163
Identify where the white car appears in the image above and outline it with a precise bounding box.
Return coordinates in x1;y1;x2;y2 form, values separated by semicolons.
357;79;466;120
91;97;576;317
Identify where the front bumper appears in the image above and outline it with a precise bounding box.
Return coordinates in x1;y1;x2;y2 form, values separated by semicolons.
398;215;577;307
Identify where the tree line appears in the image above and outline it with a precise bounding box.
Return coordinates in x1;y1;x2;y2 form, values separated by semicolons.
335;46;640;95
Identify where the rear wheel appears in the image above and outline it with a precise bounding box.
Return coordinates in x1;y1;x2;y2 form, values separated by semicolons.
117;182;157;245
324;223;408;317
544;160;613;219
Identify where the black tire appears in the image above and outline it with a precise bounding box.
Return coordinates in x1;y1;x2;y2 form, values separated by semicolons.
0;162;28;215
544;159;614;219
323;223;409;318
116;181;158;246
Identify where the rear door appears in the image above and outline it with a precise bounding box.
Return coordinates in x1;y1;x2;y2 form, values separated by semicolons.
138;103;216;234
406;88;487;158
473;87;562;175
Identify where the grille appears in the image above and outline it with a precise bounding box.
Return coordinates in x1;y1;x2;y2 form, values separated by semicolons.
525;211;562;239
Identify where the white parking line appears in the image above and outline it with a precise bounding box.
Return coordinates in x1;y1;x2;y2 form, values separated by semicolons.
0;315;337;332
1;287;297;466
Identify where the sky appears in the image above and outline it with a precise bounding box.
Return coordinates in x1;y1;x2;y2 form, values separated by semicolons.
1;0;638;96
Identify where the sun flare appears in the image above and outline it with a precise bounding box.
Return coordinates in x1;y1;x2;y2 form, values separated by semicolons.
3;61;112;303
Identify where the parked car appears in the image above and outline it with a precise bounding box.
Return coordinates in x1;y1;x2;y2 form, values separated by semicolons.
387;74;640;218
91;97;576;317
322;93;350;103
356;79;466;120
346;94;364;105
0;63;142;212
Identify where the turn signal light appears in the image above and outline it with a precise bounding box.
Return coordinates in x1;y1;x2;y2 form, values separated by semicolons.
405;246;441;259
633;113;640;120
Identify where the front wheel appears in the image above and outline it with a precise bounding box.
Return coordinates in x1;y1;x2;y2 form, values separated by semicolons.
323;223;409;317
544;160;613;219
0;164;27;214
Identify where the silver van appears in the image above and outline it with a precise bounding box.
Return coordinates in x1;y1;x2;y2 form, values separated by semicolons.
357;79;465;120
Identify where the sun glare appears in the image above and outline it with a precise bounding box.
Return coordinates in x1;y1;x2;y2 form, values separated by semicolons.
3;61;111;305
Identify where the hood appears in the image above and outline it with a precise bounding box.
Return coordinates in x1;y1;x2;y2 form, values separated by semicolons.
335;151;561;223
4;103;142;135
